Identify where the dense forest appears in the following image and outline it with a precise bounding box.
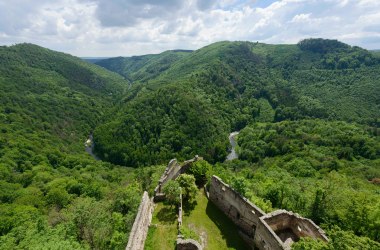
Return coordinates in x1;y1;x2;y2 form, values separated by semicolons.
0;39;379;249
230;120;379;247
94;39;380;166
0;44;160;249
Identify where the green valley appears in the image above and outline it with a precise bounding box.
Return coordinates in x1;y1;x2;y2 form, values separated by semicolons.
0;38;379;249
94;39;380;167
0;43;153;249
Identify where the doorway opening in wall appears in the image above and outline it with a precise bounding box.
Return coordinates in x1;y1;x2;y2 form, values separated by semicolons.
236;212;240;220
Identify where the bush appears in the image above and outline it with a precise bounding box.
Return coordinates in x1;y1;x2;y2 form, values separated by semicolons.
188;160;212;186
163;180;181;207
176;174;198;204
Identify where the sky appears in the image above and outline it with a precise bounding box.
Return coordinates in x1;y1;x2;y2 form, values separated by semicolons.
0;0;380;57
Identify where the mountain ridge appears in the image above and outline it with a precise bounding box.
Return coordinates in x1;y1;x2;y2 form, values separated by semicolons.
91;39;380;168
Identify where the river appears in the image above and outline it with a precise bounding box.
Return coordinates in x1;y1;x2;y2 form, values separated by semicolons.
226;131;239;161
85;134;100;160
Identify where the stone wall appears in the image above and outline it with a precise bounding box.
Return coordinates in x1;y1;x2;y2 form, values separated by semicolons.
178;190;183;227
256;210;329;249
176;238;202;250
154;156;202;201
176;187;203;250
209;175;265;237
126;191;153;250
208;175;328;250
254;219;286;250
263;210;328;240
129;159;328;250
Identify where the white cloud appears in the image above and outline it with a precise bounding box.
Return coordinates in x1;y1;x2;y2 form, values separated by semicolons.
291;13;312;23
0;0;379;56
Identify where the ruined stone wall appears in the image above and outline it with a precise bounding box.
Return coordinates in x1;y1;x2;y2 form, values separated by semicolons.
167;156;202;182
174;160;190;178
209;176;328;250
178;191;183;227
209;175;265;237
157;159;181;190
162;159;181;185
146;159;328;250
176;188;203;249
176;238;202;250
126;192;153;250
154;156;202;201
289;214;328;241
254;221;285;250
261;210;328;243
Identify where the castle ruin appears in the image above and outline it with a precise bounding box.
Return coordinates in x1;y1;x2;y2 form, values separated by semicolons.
209;175;328;250
126;158;328;250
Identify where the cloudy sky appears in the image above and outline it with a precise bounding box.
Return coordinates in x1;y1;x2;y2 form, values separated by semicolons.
0;0;380;56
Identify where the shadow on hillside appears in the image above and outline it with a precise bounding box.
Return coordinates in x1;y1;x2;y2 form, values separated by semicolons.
206;201;249;250
156;206;177;224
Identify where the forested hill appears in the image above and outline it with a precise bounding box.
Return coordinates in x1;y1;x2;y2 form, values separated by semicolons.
95;49;192;82
0;44;150;249
91;39;380;249
1;40;379;249
0;43;130;150
93;39;380;167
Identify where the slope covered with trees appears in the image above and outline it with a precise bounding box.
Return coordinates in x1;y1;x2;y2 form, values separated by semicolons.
96;49;192;82
0;44;157;249
91;39;380;248
211;119;380;248
1;39;379;249
93;39;380;167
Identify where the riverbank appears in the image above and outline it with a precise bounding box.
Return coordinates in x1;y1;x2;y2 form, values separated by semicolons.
85;134;100;160
226;131;239;161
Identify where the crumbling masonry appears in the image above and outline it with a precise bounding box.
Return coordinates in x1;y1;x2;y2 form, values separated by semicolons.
154;156;202;201
125;192;154;250
126;158;328;250
209;175;328;250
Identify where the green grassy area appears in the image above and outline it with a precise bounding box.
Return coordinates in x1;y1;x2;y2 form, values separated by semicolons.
145;202;178;250
145;190;249;250
182;190;249;250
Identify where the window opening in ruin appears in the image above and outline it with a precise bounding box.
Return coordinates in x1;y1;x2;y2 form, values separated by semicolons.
252;225;256;235
236;212;240;220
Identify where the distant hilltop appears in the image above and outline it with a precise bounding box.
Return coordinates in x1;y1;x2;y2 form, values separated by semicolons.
81;57;111;63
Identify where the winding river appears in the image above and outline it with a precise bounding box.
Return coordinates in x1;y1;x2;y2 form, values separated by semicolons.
226;131;239;161
85;134;100;160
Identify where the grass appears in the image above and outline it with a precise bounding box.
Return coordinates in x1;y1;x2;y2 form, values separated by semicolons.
182;190;249;250
144;202;178;250
145;190;249;250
